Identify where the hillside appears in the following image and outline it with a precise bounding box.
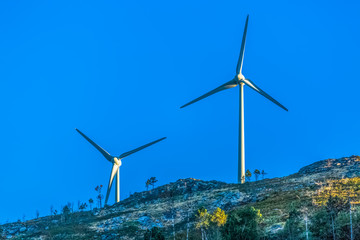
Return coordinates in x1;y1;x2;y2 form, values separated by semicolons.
1;155;360;239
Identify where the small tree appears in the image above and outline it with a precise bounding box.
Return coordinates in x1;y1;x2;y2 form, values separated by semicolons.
36;210;40;219
62;205;70;215
146;179;151;191
79;202;88;211
261;170;267;180
221;206;263;240
253;169;260;181
210;208;227;240
62;204;71;222
196;207;210;240
144;227;165;240
281;203;304;240
88;198;94;210
149;177;158;189
245;169;252;182
50;205;54;216
95;185;104;208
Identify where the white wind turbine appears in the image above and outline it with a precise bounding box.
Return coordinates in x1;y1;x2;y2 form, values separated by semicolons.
76;128;166;205
180;15;288;184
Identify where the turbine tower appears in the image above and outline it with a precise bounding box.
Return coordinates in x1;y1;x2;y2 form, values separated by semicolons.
180;15;288;184
75;128;166;205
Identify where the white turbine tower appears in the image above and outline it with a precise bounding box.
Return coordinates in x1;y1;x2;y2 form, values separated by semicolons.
76;128;166;205
180;15;288;184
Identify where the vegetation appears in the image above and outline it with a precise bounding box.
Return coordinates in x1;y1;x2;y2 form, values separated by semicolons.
253;169;260;181
7;168;360;240
221;206;263;240
144;227;165;240
245;169;252;182
95;185;104;208
88;198;94;210
261;170;267;179
146;179;151;191
149;177;158;189
312;177;360;240
195;207;227;240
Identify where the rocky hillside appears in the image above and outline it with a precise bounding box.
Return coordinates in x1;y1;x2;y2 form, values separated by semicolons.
1;155;360;240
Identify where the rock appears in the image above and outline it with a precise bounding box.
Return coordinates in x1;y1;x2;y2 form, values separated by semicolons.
8;229;17;234
137;216;151;226
268;224;284;234
19;227;26;232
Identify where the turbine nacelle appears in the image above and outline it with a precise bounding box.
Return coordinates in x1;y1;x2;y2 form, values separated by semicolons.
112;157;122;166
236;73;246;83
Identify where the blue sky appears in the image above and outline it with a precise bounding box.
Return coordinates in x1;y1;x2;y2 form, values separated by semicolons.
0;0;359;222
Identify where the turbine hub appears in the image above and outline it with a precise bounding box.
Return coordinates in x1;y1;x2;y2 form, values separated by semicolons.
237;73;245;82
113;157;122;166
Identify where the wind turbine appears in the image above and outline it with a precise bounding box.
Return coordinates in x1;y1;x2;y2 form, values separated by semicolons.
75;128;166;205
180;15;288;184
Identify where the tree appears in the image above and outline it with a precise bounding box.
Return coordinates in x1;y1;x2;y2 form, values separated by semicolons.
245;169;252;182
62;204;71;222
196;207;210;240
221;206;263;240
50;205;54;216
149;177;158;189
79;202;88;211
253;169;260;181
327;195;348;240
165;185;177;240
146;179;151;191
261;170;267;180
310;208;333;239
210;208;227;240
95;185;104;208
36;210;40;219
281;203;304;240
88;198;94;210
144;227;165;240
313;178;360;240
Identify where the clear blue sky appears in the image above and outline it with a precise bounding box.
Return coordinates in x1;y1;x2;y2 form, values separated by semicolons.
1;0;359;222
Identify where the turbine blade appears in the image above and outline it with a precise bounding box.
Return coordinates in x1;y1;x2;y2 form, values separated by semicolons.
180;79;238;108
119;137;166;159
105;163;120;205
236;15;249;75
244;79;288;111
75;128;112;161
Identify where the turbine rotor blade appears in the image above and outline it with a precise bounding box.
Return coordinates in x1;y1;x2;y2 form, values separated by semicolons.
104;163;120;205
244;79;288;111
119;137;167;159
180;79;238;108
75;129;112;161
236;15;249;75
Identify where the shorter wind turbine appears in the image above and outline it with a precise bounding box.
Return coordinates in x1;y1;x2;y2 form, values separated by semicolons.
75;128;166;205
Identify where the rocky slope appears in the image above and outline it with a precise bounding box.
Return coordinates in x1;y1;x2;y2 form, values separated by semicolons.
1;155;360;240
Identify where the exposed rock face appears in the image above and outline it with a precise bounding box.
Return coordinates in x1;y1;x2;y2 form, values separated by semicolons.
298;155;360;177
1;156;359;239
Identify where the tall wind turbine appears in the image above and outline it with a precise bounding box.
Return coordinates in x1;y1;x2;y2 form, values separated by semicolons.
180;15;288;184
75;128;166;205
